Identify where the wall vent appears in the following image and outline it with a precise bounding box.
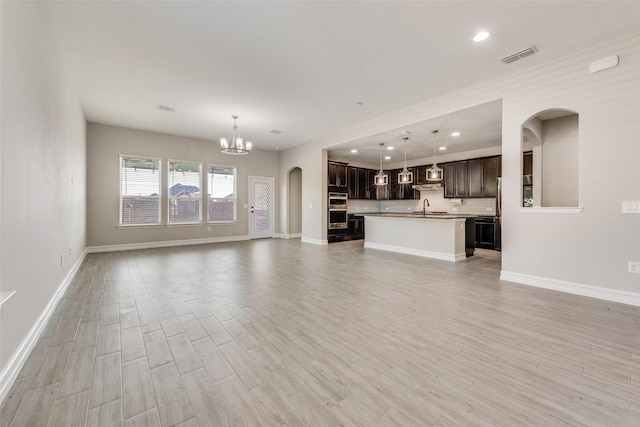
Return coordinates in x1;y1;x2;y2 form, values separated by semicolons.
501;46;538;64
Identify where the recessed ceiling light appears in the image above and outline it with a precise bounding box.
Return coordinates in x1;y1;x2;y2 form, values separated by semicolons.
439;146;447;151
350;149;358;153
384;155;391;160
387;146;394;151
473;31;490;42
451;131;461;137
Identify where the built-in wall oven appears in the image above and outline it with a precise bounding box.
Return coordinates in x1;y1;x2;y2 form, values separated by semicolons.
328;192;348;242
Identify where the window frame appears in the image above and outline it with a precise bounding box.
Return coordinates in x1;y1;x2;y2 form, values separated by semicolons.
207;164;238;224
167;159;204;225
119;154;163;226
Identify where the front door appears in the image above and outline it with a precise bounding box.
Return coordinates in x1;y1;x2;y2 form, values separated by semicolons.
249;176;274;239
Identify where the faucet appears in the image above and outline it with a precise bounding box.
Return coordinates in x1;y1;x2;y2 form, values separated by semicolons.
422;198;430;216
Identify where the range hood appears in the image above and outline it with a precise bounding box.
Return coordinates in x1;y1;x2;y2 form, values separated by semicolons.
412;183;443;190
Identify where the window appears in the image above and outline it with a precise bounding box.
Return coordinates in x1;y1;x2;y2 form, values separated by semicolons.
120;156;161;225
168;160;202;223
208;166;237;222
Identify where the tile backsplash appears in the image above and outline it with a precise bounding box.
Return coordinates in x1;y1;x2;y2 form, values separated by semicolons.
348;191;496;216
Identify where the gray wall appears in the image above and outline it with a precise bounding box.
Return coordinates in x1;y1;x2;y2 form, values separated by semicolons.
87;123;280;247
1;1;87;371
542;114;579;207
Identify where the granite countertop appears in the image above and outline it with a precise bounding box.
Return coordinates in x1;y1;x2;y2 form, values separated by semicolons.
359;212;475;219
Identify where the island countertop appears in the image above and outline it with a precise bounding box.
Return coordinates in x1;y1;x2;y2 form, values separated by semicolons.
363;214;473;262
361;212;474;220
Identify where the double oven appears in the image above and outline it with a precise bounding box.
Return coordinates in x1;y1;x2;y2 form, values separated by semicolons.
328;192;348;242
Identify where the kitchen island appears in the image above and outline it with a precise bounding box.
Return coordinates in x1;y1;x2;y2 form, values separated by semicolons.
363;213;473;262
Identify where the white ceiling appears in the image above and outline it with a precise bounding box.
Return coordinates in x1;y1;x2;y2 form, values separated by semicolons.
47;1;640;160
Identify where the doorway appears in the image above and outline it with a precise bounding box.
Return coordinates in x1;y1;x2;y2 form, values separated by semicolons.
249;176;274;239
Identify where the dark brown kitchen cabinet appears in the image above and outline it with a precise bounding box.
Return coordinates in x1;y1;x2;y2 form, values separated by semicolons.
446;156;500;199
455;161;468;198
414;165;432;185
347;167;377;199
467;159;484;197
386;168;417;200
443;163;456;198
347;166;358;198
482;157;499;197
328;161;347;189
468;157;499;198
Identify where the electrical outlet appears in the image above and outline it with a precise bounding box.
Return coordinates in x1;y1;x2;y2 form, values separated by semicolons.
629;262;640;274
207;226;211;232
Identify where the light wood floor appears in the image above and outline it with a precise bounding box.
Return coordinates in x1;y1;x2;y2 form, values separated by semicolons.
2;239;639;426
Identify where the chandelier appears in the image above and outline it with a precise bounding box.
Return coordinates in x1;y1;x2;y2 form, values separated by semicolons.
426;130;443;181
374;143;388;185
398;137;413;184
220;115;253;155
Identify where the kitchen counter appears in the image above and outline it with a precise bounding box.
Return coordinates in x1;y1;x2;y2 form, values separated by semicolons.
361;212;474;219
363;214;471;262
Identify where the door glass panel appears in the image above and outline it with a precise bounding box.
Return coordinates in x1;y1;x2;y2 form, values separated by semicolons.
253;182;270;231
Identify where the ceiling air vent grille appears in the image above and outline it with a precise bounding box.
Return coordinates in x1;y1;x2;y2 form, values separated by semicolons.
500;46;538;64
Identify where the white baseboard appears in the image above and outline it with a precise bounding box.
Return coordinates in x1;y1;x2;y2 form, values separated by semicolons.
301;237;328;245
87;235;250;253
274;233;301;239
0;249;88;403
500;271;640;307
364;242;465;262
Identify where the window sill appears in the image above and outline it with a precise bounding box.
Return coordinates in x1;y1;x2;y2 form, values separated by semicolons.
518;207;583;214
208;221;238;225
167;222;203;227
117;224;163;229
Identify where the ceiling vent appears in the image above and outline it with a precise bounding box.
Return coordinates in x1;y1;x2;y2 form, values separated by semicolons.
500;46;538;64
156;104;175;112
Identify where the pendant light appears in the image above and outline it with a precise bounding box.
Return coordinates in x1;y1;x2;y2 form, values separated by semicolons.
374;143;388;185
220;115;253;155
426;130;443;181
398;137;413;184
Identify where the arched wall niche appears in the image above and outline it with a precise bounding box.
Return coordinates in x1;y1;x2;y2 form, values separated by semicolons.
521;109;579;208
287;167;303;237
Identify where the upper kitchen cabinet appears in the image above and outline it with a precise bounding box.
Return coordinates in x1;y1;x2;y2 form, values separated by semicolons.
482;157;499;197
444;162;468;198
444;156;501;198
467;159;484;197
328;161;348;190
468;157;500;197
414;165;432;185
347;166;377;199
388;168;417;200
